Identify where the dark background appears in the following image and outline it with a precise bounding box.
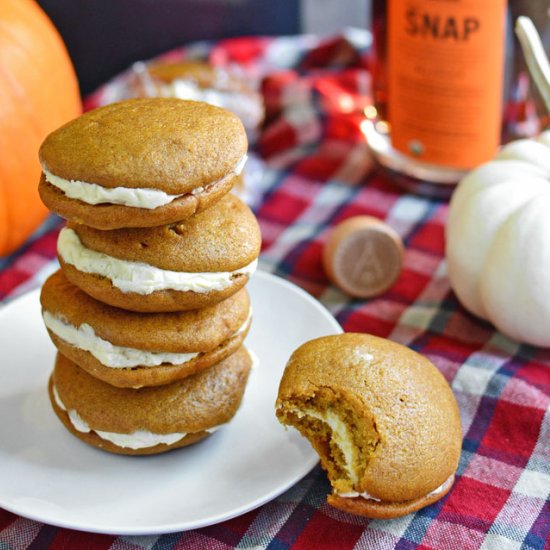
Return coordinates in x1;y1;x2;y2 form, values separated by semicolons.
36;0;301;96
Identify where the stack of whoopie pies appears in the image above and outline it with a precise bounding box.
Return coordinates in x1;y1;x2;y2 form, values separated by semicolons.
38;98;261;455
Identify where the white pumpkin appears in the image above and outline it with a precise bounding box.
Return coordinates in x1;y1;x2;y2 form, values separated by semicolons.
446;133;550;347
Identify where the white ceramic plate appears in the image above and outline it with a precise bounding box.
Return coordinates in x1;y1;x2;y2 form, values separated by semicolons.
0;270;342;535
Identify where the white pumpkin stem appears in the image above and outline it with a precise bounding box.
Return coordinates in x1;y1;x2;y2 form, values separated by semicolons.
515;16;550;113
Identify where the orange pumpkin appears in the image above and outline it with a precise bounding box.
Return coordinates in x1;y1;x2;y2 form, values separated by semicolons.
0;0;81;256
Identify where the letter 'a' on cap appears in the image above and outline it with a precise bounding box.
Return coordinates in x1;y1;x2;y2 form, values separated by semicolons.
322;216;404;299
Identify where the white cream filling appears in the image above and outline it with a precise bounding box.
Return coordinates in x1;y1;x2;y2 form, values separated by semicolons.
247;347;260;370
290;406;359;485
43;309;252;368
338;477;450;502
337;490;382;502
52;385;220;450
57;227;258;295
42;154;247;209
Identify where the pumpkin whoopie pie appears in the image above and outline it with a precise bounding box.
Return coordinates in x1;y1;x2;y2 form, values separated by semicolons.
38;98;247;229
41;269;251;388
134;60;265;136
50;347;253;455
57;193;261;312
276;333;462;519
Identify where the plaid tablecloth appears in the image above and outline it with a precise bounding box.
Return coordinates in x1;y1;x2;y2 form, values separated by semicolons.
1;31;549;550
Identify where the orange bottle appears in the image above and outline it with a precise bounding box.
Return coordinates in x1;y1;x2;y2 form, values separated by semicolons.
365;0;508;196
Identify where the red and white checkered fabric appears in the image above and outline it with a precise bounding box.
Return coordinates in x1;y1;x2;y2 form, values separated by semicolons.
1;31;548;550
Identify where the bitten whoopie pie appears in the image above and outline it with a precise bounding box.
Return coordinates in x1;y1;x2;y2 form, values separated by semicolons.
41;270;251;388
50;347;253;455
38;98;247;229
134;61;265;136
276;333;462;519
57;194;261;312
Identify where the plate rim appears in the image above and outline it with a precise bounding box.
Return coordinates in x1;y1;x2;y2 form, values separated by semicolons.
0;270;342;535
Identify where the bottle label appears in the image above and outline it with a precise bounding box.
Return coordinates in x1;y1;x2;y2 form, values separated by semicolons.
388;0;507;169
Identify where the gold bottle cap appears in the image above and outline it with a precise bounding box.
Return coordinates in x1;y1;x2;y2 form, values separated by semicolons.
323;216;403;299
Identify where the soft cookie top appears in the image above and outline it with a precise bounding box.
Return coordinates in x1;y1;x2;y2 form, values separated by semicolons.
51;346;252;436
38;98;247;228
61;193;261;273
41;269;250;353
57;194;262;312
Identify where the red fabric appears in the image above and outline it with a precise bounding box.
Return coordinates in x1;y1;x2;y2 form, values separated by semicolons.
49;531;116;550
293;510;364;550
